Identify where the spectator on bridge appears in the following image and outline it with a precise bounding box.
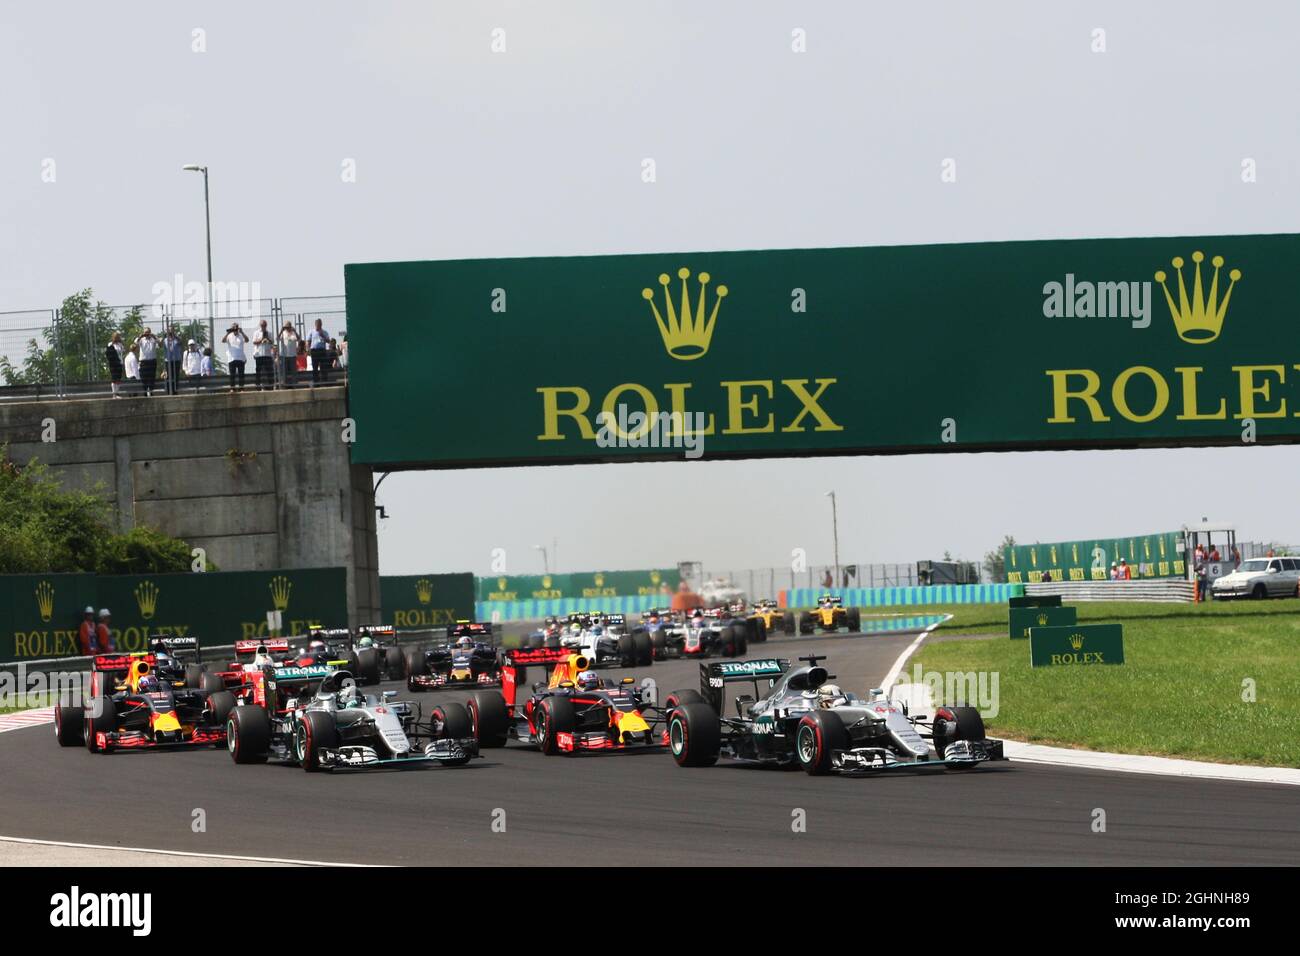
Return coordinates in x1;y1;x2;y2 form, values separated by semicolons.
821;568;833;588
278;321;300;388
327;338;340;370
339;333;348;370
223;323;249;391
252;319;275;391
124;343;140;387
307;318;330;384
134;328;159;397
1041;570;1052;582
295;340;308;376
201;346;214;377
95;609;116;653
78;606;97;655
161;328;183;395
105;333;125;398
182;339;203;390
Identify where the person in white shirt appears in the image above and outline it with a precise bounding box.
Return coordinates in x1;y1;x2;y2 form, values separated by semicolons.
222;323;249;391
339;333;348;371
105;332;126;398
252;319;276;391
278;321;300;388
307;319;330;385
182;339;203;391
124;345;140;384
134;328;159;397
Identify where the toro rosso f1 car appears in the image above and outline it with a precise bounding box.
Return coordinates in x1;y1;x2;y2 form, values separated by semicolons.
224;665;477;771
666;654;1004;775
404;621;502;690
461;647;673;756
55;652;233;753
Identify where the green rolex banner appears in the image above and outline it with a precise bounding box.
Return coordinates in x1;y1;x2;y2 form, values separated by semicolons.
379;573;476;628
1005;531;1184;583
1009;605;1077;639
1008;594;1063;609
476;569;679;602
1029;624;1125;667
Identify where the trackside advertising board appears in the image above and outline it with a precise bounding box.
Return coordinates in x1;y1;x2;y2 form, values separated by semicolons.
1005;531;1183;583
345;233;1300;468
477;569;679;602
1009;605;1077;639
1029;624;1126;667
379;573;476;628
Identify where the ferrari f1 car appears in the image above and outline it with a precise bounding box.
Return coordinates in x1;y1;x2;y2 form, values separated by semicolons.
665;654;1004;775
54;652;233;753
798;595;862;634
404;620;502;690
224;665;477;771
460;647;674;756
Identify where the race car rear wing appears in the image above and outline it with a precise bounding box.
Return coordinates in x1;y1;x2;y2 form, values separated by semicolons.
699;658;789;713
499;646;585;710
92;652;157;673
233;638;290;659
148;635;202;662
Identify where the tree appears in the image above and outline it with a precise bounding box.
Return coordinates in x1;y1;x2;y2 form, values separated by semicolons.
983;535;1016;583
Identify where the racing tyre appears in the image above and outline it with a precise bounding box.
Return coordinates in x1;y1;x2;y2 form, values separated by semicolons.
617;633;636;667
799;611;814;635
185;663;205;689
207;690;236;727
542;631;561;650
355;647;382;686
296;710;340;772
432;701;473;740
200;671;224;695
527;634;545;649
385;646;406;680
668;702;720;767
466;691;509;748
55;704;84;746
650;631;667;659
664;689;706;710
796;710;849;775
932;705;985;760
632;629;653;667
847;608;862;632
751;619;767;643
783;614;796;635
535;696;576;756
227;705;270;764
404;647;428;690
84;696;114;753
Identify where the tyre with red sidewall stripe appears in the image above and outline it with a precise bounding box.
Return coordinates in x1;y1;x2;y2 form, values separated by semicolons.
535;695;575;755
55;704;84;746
668;702;720;767
227;705;271;764
466;690;509;747
297;710;340;771
84;696;113;753
796;710;848;775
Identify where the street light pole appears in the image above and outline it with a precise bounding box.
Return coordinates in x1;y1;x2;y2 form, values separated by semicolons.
182;165;214;349
825;490;840;588
533;545;549;575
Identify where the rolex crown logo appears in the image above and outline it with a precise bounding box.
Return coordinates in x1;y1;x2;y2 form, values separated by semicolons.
594;572;605;587
1037;612;1049;627
1068;632;1085;651
269;575;292;612
497;577;507;591
135;581;159;620
1155;251;1240;345
542;575;552;589
642;267;727;360
35;580;55;623
650;570;661;585
415;578;433;605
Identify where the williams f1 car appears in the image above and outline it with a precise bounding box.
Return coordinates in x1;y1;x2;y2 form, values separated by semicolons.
666;654;1004;774
224;665;477;771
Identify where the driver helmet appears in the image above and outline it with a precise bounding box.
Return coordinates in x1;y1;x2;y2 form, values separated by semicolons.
576;670;600;691
309;639;326;655
337;683;361;708
357;635;374;648
589;625;603;637
137;675;161;693
816;684;847;709
457;635;473;648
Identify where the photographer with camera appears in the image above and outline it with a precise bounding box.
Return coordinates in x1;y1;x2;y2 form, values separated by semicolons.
222;322;249;391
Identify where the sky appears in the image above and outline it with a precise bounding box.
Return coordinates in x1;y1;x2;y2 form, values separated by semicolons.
2;1;1298;576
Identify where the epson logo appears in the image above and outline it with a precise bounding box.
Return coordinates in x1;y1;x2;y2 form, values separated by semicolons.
50;886;151;936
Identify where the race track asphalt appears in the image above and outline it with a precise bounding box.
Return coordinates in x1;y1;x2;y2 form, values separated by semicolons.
3;627;1298;866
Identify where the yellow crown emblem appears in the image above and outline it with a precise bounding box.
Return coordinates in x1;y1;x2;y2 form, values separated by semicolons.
1037;612;1049;626
1155;251;1240;344
650;570;661;585
642;267;727;360
542;575;552;589
134;581;159;620
1068;632;1085;650
497;577;507;591
269;575;292;611
35;580;54;623
594;572;604;587
415;578;432;605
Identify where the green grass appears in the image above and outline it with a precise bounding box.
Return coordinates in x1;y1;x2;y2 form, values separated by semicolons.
0;688;55;715
912;600;1300;767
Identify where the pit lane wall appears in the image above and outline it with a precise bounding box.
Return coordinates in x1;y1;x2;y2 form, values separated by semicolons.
477;583;1022;622
1;568;348;661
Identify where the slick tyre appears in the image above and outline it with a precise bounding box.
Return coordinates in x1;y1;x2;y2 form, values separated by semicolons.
207;690;236;727
432;701;473;740
296;710;340;772
751;619;767;643
799;611;814;635
227;705;271;764
535;696;576;756
650;631;667;659
185;664;205;689
669;703;720;767
355;647;382;686
796;710;849;775
664;689;706;710
933;705;985;759
847;608;862;632
404;647;428;690
783;614;796;635
632;629;653;667
617;633;636;667
84;696;114;753
466;691;509;748
55;704;84;746
385;646;406;679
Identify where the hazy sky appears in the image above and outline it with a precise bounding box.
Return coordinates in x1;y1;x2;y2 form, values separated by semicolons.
3;2;1298;576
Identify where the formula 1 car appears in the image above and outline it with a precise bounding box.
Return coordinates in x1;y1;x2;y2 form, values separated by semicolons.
543;613;652;668
306;625;405;685
666;654;1004;775
404;620;502;690
798;595;862;634
460;647;672;756
224;666;477;771
649;608;748;660
145;635;225;693
749;600;795;637
54;652;232;753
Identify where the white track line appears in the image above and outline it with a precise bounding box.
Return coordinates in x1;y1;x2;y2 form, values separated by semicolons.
879;615;951;691
0;835;378;867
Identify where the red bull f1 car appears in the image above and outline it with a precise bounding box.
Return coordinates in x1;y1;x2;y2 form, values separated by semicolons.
462;647;677;756
54;652;232;753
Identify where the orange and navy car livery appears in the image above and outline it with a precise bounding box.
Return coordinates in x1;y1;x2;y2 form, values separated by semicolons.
73;653;227;753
